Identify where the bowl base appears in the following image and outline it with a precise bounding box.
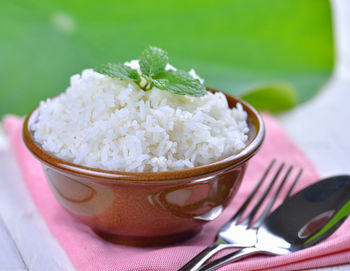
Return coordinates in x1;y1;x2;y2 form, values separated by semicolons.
95;228;202;247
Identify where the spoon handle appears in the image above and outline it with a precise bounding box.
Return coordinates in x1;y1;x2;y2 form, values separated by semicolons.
198;247;263;271
178;244;225;271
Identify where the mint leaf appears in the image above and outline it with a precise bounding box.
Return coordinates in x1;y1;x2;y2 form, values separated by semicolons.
155;70;207;97
94;47;207;97
94;63;140;83
143;74;169;90
139;46;168;77
151;78;169;90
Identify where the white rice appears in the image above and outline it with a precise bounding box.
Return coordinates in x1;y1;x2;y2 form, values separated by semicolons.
31;68;249;172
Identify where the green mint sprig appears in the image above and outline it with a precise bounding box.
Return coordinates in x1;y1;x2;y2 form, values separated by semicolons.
94;46;207;97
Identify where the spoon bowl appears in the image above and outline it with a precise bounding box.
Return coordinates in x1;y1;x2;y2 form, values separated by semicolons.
259;175;350;253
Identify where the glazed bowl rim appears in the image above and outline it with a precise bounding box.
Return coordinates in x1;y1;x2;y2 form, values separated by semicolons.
22;87;265;183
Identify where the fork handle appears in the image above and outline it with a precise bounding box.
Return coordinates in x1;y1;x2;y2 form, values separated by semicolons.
198;247;266;271
178;244;227;271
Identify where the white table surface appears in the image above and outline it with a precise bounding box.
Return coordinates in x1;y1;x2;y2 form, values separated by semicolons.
1;1;349;270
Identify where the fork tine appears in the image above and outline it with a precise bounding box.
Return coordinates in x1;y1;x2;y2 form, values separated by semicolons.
252;165;294;228
241;162;285;226
230;159;276;222
285;168;303;198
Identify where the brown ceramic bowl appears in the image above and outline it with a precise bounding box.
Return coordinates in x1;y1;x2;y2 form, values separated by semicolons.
22;88;265;246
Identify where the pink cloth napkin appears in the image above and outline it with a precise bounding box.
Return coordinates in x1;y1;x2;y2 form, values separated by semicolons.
4;114;350;271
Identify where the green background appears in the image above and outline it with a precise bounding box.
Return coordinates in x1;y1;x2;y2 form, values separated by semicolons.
0;0;334;116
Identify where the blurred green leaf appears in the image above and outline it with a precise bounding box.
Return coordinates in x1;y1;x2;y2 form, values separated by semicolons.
240;83;297;113
0;0;334;116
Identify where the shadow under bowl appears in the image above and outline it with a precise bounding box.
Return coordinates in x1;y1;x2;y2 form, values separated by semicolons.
22;88;265;246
